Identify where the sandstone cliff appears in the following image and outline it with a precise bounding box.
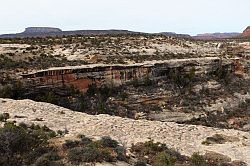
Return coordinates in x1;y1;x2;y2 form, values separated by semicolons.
242;26;250;36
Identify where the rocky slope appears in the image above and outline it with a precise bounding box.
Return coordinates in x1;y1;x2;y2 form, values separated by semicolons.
243;26;250;36
0;98;249;164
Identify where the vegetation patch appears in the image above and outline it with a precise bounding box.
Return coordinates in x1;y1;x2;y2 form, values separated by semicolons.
130;140;187;165
0;122;58;166
64;136;127;164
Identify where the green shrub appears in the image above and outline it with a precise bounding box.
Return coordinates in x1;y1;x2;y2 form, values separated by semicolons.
0;85;12;98
153;151;176;166
0;123;57;165
100;136;119;148
66;136;126;164
131;140;168;157
99;148;115;162
78;134;92;145
0;81;24;99
24;146;53;165
131;140;184;165
115;146;127;161
0;122;29;154
30;123;41;130
63;140;80;149
18;122;28;129
67;147;102;164
48;130;57;138
190;152;206;166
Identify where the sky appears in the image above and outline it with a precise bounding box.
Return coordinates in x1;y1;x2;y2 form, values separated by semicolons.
0;0;249;35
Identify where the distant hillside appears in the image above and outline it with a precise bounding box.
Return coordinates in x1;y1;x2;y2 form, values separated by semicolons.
0;27;142;38
193;32;240;40
0;27;194;39
157;32;191;38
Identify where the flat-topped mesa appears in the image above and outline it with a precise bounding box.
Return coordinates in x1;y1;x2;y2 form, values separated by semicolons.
194;33;240;39
23;27;62;34
21;57;240;92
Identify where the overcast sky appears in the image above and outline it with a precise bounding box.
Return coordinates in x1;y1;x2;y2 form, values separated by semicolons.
0;0;249;35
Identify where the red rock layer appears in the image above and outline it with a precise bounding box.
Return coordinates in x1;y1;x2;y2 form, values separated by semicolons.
242;26;250;36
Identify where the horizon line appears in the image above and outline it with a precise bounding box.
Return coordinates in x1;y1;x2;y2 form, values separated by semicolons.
0;26;245;36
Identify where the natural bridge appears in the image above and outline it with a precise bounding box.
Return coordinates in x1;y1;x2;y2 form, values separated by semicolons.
21;57;238;91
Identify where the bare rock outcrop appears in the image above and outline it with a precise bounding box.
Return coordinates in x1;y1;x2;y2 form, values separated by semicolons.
243;26;250;36
0;98;249;164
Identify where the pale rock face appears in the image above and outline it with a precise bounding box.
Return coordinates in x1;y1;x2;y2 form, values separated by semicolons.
0;98;249;164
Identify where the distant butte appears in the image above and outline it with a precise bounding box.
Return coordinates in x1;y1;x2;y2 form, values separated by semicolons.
23;27;62;34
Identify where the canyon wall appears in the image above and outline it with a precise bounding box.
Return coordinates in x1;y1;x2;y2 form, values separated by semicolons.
21;57;237;91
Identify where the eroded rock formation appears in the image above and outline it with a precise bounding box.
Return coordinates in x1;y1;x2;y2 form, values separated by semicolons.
21;57;237;91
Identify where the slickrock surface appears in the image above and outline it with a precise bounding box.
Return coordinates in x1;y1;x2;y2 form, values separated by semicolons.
0;98;250;164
